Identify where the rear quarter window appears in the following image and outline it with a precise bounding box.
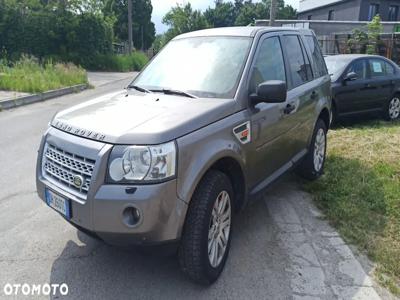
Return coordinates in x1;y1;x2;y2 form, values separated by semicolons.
304;35;328;78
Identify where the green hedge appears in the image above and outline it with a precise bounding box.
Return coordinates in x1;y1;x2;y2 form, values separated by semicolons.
0;5;113;64
71;52;149;72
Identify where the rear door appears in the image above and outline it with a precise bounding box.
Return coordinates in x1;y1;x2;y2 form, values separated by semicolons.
366;58;396;109
280;33;319;156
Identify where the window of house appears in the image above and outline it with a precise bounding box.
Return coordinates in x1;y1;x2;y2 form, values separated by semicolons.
282;35;310;89
308;15;312;20
328;10;335;20
249;37;286;94
368;4;379;21
389;6;399;21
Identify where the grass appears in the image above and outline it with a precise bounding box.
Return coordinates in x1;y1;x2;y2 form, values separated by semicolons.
0;56;88;94
81;52;149;72
305;119;400;295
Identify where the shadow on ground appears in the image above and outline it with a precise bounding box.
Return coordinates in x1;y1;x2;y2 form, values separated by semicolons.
48;175;383;299
333;112;400;129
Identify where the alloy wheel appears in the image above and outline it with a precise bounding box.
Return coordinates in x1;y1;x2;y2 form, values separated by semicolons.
208;190;231;268
313;128;326;172
389;97;400;120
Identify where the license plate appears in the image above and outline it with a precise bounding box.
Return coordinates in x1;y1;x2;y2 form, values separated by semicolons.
45;189;71;219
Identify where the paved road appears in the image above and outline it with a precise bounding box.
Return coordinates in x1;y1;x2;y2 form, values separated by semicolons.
0;74;387;299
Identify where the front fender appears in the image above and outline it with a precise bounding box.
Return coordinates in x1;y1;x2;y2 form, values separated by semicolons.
176;111;249;204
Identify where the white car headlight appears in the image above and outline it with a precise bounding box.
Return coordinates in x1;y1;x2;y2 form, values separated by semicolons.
107;141;176;183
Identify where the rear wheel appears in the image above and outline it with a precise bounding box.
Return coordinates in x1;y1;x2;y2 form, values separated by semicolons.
178;170;233;285
296;119;327;180
384;96;400;121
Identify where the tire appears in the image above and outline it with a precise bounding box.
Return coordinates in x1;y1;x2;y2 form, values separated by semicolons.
178;170;233;285
296;119;327;181
383;96;400;121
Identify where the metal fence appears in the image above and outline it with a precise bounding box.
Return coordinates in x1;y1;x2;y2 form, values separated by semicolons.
318;33;400;64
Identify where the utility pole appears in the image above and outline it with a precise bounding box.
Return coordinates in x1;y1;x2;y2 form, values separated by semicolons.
269;0;277;26
128;0;133;53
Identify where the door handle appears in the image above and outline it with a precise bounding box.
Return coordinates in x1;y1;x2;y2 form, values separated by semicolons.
311;91;318;100
284;103;296;114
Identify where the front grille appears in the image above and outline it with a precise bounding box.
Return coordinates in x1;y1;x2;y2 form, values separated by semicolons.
42;143;96;197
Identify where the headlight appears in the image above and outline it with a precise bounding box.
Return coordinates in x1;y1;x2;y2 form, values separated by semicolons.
107;141;176;183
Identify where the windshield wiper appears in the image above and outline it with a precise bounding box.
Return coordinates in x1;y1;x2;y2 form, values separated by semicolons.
127;85;152;94
150;88;197;99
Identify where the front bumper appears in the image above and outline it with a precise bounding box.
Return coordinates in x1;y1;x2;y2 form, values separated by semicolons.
36;128;188;246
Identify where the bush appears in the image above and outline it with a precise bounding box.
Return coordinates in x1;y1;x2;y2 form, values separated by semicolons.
0;55;88;93
0;5;113;63
77;52;149;72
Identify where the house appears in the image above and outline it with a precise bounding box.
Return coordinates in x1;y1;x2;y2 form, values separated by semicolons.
297;0;400;22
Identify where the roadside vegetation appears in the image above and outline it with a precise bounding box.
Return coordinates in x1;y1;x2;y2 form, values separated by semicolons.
305;119;400;295
0;56;88;94
83;52;149;72
0;0;153;72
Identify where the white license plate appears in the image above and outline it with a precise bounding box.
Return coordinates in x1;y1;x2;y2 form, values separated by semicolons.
45;189;71;219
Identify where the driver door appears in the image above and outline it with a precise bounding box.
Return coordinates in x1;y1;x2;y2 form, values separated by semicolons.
247;34;300;188
335;58;371;114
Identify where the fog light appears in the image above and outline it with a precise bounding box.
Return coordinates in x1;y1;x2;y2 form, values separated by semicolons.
122;206;141;227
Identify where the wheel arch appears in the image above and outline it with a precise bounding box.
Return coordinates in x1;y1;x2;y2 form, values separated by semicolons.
207;157;247;212
183;153;247;212
318;107;331;130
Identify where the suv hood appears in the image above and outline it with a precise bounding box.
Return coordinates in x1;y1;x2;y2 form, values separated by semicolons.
51;91;237;144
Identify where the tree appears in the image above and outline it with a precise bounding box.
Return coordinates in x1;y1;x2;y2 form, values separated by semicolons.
162;3;209;42
234;0;296;26
366;15;383;55
347;15;383;55
234;0;265;26
109;0;156;50
204;0;236;28
347;28;368;53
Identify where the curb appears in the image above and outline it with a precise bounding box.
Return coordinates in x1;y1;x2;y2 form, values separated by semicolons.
0;84;88;110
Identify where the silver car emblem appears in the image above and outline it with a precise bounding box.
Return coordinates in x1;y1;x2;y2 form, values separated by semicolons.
73;175;84;188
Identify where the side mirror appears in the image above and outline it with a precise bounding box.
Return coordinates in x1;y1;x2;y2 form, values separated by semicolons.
250;80;287;105
343;72;358;82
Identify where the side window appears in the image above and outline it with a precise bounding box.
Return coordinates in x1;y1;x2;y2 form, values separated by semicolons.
348;60;367;80
369;59;387;77
249;37;286;94
385;62;395;75
305;35;328;78
300;41;314;80
282;35;310;89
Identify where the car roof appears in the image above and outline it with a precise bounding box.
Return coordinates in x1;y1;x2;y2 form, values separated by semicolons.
325;54;384;61
173;26;313;40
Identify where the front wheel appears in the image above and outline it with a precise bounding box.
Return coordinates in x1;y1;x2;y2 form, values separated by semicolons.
178;170;233;285
384;96;400;121
296;119;327;180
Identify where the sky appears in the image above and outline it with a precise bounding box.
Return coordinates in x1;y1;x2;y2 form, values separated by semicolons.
152;0;300;34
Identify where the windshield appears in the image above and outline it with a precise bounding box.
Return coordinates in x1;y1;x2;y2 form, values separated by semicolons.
325;56;351;76
133;36;252;98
